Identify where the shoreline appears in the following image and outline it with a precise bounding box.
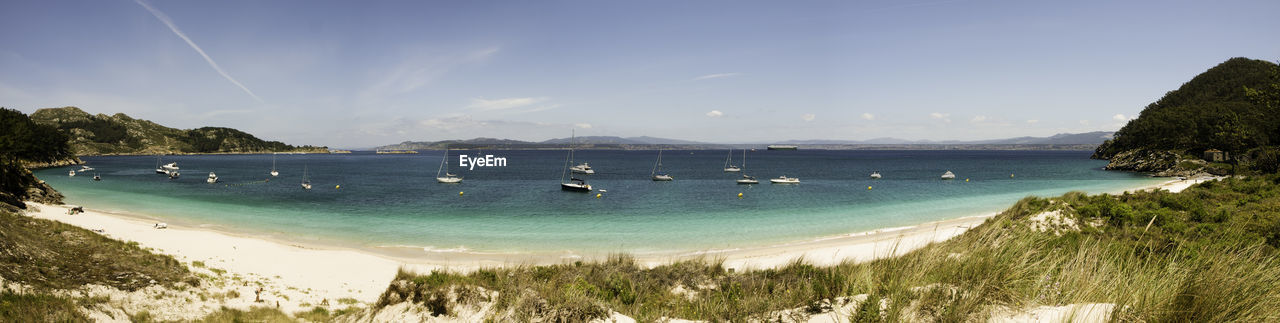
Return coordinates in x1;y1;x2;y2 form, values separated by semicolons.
19;174;1214;307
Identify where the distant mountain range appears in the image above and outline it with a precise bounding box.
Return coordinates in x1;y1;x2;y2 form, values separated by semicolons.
30;107;328;156
778;131;1115;145
375;131;1115;151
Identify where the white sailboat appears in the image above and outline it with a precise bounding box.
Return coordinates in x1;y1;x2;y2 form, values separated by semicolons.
941;170;956;180
206;172;219;184
870;171;882;179
736;149;758;184
68;170;76;177
566;130;595;175
651;149;673;181
270;154;279;177
301;165;313;190
560;131;592;192
155;156;168;174
93;173;101;181
723;149;741;172
436;146;463;183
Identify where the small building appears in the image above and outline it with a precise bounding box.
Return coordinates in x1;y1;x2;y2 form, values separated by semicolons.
1203;149;1228;162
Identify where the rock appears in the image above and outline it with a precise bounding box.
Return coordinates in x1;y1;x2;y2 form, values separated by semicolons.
1104;149;1181;172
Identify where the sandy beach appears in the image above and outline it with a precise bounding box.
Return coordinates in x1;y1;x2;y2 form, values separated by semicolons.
19;174;1216;314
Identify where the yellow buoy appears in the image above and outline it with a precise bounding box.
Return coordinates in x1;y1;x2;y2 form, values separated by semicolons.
335;185;341;189
459;191;464;196
596;193;602;198
965;178;969;182
738;192;744;198
867;186;872;190
1010;173;1015;178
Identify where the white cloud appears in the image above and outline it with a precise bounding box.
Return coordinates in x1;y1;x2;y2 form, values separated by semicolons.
467;97;549;111
801;113;816;122
971;115;987;123
706;110;724;118
1112;114;1128;121
861;113;875;120
135;0;263;103
692;73;742;81
930;112;952;123
575;123;593;129
1026;119;1039;124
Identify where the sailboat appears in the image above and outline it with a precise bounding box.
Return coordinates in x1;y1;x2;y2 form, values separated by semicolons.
155;156;168;174
567;130;595;174
270;154;279;177
206;172;219;184
162;162;179;172
870;171;882;179
560;132;592;192
723;149;740;172
92;173;101;181
436;146;463;183
736;149;758;184
301;165;313;190
68;169;76;177
651;150;673;181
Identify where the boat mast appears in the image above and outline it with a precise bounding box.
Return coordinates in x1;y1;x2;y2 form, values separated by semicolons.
437;145;448;178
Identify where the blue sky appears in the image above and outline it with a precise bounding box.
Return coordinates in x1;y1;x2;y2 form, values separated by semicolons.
3;0;1278;148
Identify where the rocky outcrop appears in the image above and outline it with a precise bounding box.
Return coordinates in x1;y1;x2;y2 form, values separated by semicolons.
1102;149;1227;177
1103;149;1181;172
22;157;84;170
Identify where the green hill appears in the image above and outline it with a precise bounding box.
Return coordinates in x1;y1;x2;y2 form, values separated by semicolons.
1093;57;1280;173
30;107;328;155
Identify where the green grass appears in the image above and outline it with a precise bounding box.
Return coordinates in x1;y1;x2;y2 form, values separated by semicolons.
0;290;89;322
375;174;1280;321
0;211;193;291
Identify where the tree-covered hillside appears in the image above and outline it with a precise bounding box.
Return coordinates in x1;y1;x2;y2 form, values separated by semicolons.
0;108;72;210
1094;58;1280;162
30;107;328;155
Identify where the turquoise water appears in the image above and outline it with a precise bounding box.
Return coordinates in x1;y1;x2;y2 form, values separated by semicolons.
35;150;1162;255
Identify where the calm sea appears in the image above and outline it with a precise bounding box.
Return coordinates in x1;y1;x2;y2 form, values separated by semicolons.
35;150;1161;256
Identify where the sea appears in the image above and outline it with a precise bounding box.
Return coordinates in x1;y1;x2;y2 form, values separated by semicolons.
35;150;1163;257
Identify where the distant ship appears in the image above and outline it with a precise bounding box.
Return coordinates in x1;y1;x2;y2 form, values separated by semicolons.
206;172;219;184
870;171;882;179
767;145;798;150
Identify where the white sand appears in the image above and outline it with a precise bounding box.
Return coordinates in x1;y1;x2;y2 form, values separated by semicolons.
21;175;1210;315
24;202;444;315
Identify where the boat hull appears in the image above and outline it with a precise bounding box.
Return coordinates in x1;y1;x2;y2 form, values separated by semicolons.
561;183;592;192
737;179;759;184
436;177;463;183
651;175;673;181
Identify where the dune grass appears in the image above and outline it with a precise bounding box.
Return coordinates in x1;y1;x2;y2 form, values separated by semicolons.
376;175;1280;321
0;211;193;291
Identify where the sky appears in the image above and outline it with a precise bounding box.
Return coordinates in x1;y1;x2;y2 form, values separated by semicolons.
2;0;1278;148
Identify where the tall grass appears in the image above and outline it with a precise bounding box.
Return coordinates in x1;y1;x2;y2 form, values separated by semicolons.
375;175;1280;321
